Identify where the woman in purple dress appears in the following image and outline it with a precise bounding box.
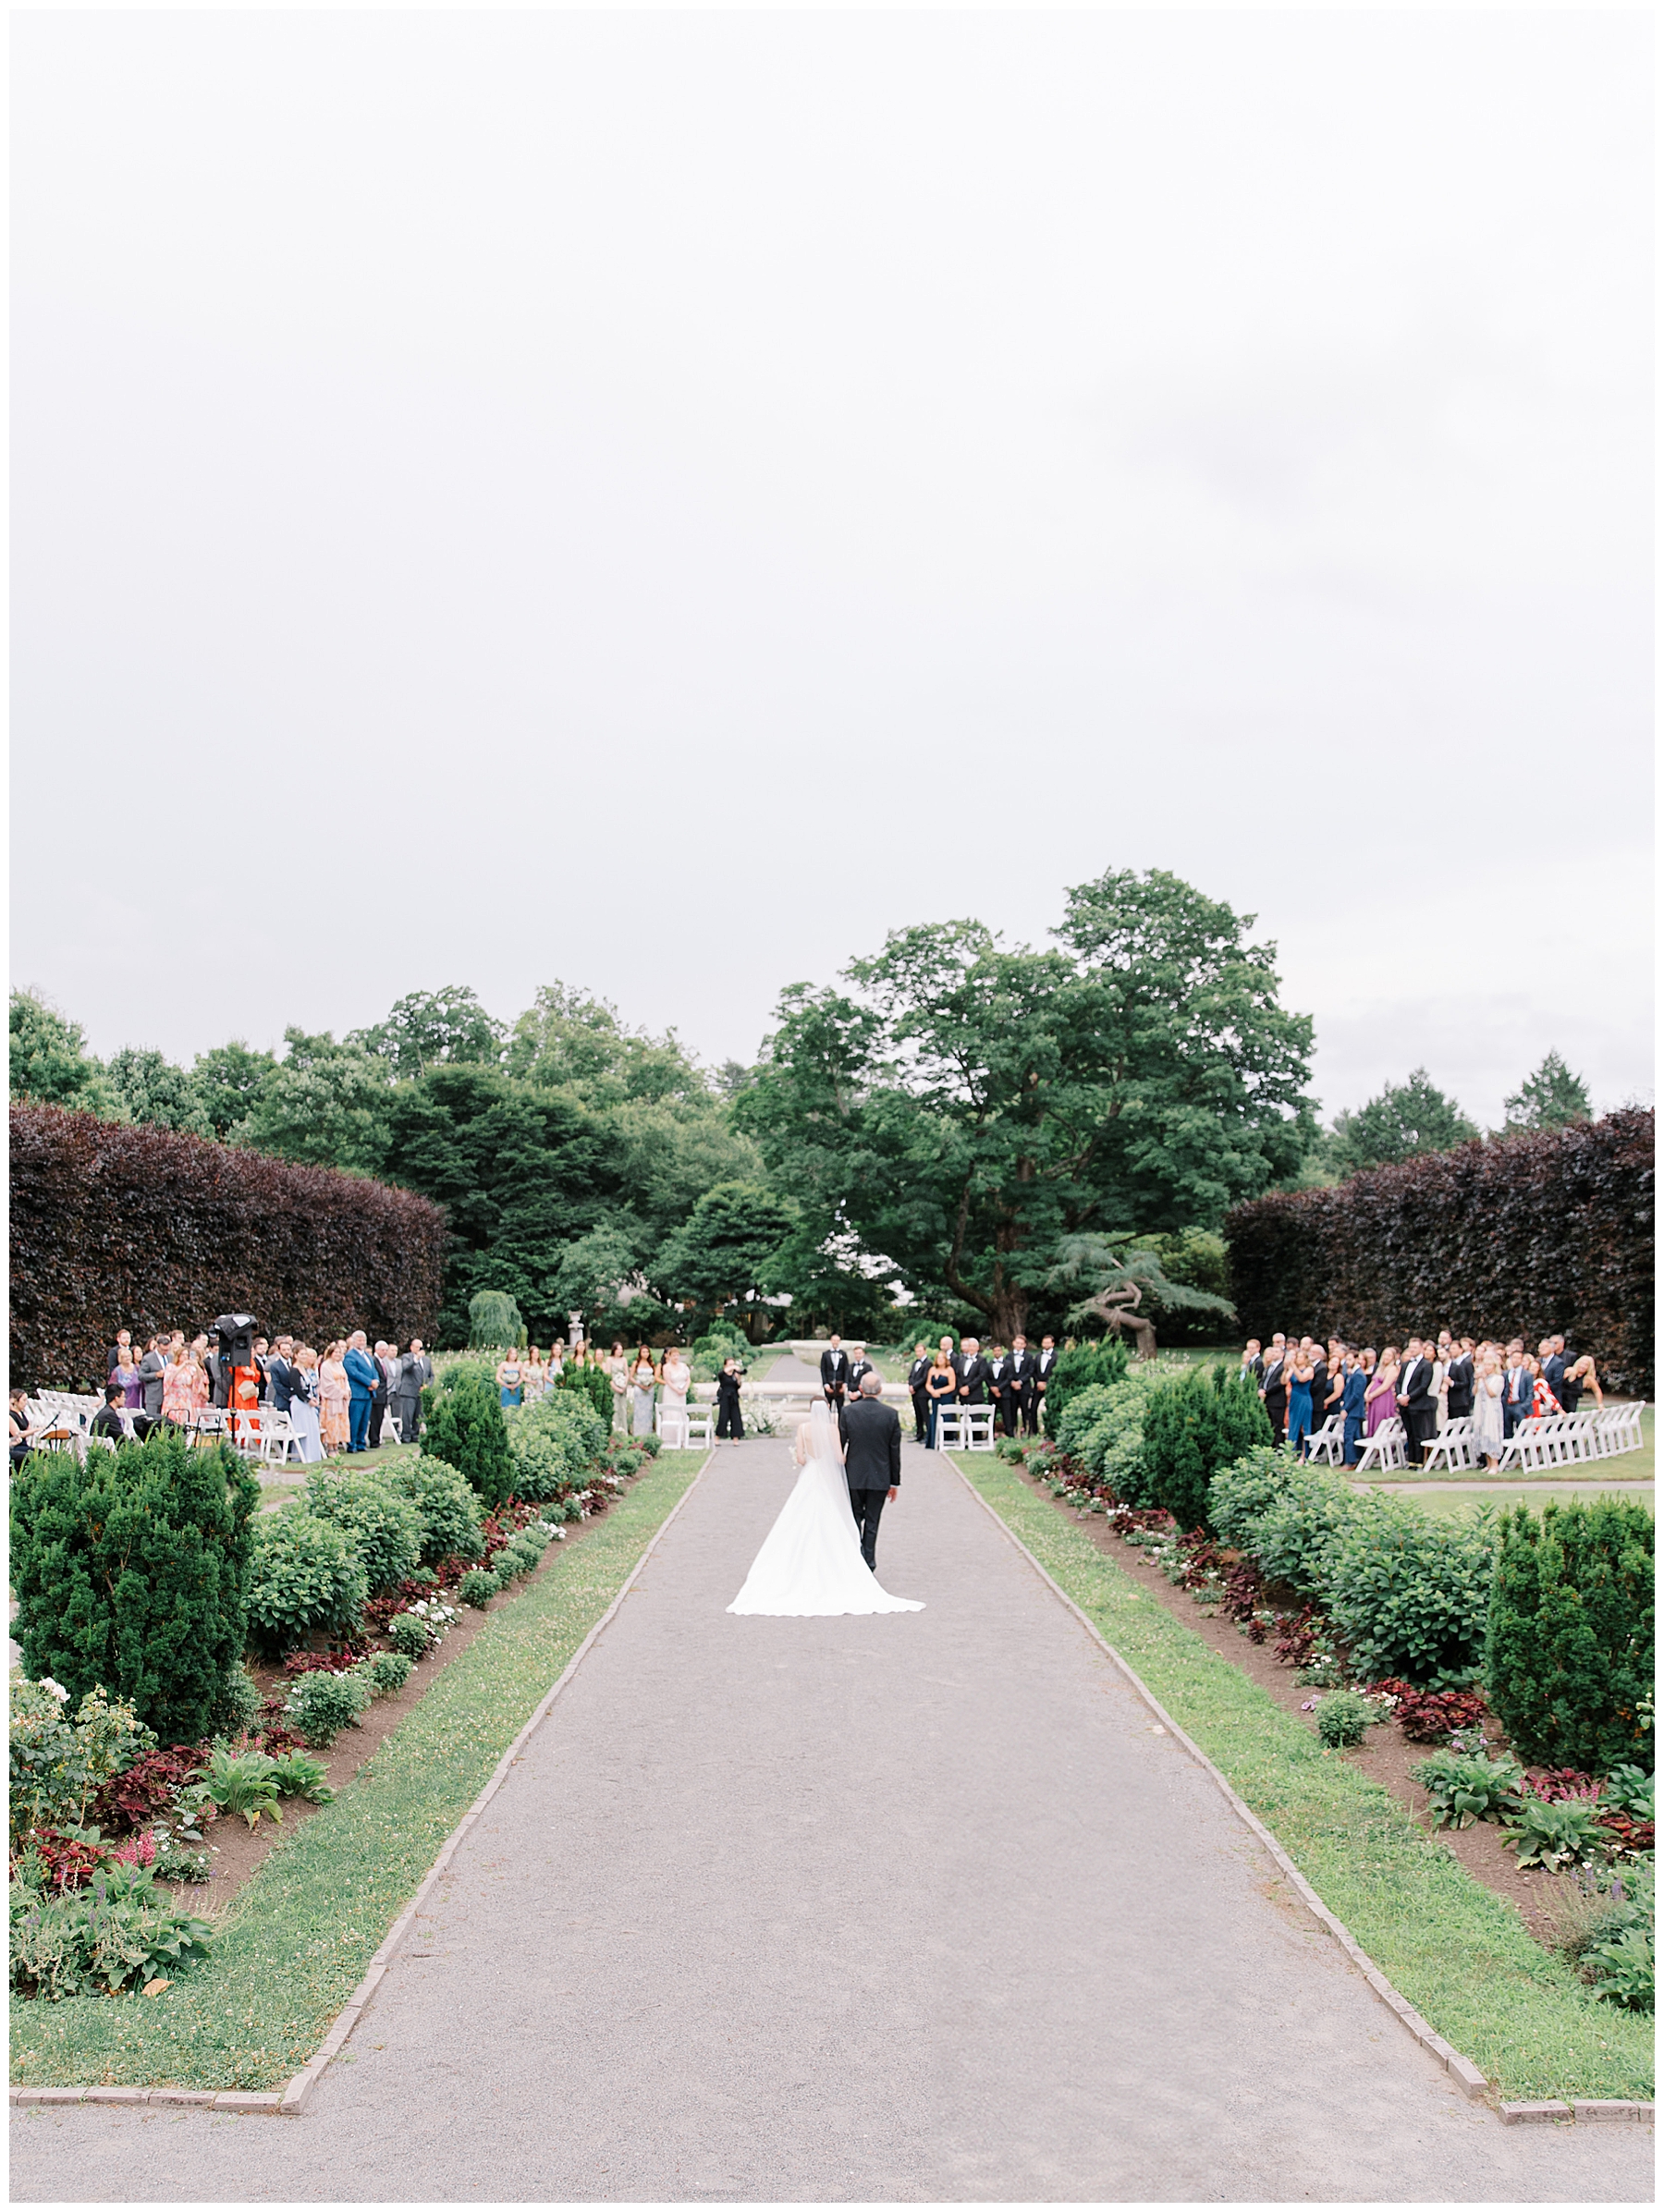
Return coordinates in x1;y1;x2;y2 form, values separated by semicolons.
1364;1349;1400;1436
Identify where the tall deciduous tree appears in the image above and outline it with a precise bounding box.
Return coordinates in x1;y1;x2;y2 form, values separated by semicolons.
1327;1068;1476;1176
349;985;506;1077
738;869;1315;1341
8;991;126;1118
105;1047;212;1136
655;1181;798;1332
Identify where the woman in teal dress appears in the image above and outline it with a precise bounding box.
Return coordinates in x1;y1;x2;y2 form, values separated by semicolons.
1285;1350;1315;1458
496;1354;523;1409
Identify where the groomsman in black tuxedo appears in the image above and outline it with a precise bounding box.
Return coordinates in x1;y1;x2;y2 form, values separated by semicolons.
1444;1338;1475;1421
907;1341;932;1443
820;1335;850;1407
1008;1335;1038;1435
957;1337;990;1405
1034;1335;1059;1425
846;1343;875;1399
985;1343;1016;1435
1396;1338;1437;1465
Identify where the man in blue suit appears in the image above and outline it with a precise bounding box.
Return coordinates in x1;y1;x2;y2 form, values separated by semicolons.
343;1331;380;1453
1340;1351;1368;1466
1502;1342;1534;1438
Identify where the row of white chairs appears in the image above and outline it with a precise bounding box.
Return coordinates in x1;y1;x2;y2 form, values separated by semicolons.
1305;1403;1649;1476
654;1407;714;1449
932;1408;999;1452
21;1395;406;1466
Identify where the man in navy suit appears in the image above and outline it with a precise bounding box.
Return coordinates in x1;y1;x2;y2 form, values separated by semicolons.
1502;1342;1533;1437
1540;1337;1567;1412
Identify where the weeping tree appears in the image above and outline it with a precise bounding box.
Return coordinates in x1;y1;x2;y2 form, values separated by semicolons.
1047;1235;1237;1361
468;1289;526;1350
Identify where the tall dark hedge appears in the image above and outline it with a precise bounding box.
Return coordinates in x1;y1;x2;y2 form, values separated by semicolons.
10;1430;261;1741
10;1105;447;1390
1224;1110;1653;1393
1486;1499;1654;1772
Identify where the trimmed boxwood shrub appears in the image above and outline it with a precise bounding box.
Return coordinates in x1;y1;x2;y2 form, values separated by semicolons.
8;1103;446;1392
505;1393;606;1503
1139;1365;1271;1532
1224;1107;1654;1395
303;1470;423;1595
245;1512;370;1660
283;1668;372;1748
557;1363;615;1426
1487;1499;1655;1772
10;1430;259;1743
421;1370;515;1508
458;1568;498;1608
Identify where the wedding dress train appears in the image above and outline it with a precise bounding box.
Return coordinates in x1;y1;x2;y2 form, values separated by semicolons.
727;1403;924;1617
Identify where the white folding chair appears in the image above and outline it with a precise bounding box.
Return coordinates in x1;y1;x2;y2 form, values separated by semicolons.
1420;1418;1474;1473
960;1408;997;1451
933;1411;968;1451
681;1412;714;1449
1353;1418;1408;1473
1303;1415;1347;1466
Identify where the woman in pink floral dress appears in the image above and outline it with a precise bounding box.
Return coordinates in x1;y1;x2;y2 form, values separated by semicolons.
319;1342;351;1454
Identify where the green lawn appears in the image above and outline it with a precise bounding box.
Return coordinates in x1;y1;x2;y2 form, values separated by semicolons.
1371;1483;1654;1522
11;1452;705;2093
953;1453;1653;2103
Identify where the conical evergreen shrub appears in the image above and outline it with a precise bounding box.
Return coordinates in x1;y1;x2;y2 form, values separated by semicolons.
1141;1365;1272;1533
9;1430;260;1741
421;1368;515;1508
1486;1499;1654;1772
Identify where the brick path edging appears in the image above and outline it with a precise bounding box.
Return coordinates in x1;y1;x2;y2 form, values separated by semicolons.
10;1452;715;2120
949;1460;1655;2126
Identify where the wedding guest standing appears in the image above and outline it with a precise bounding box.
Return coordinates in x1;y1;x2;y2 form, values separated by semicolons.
957;1338;990;1405
907;1343;932;1444
496;1350;524;1409
1396;1339;1437;1466
162;1348;209;1431
392;1338;433;1446
1471;1350;1505;1468
1502;1346;1534;1438
1341;1355;1368;1465
1260;1343;1288;1442
1285;1348;1315;1458
1364;1348;1400;1442
1560;1354;1601;1415
112;1347;144;1411
924;1349;958;1447
986;1344;1015;1435
343;1332;381;1453
106;1328;134;1375
138;1337;169;1421
319;1343;351;1455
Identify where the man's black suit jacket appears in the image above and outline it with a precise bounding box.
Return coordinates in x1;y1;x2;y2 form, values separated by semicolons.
1008;1350;1035;1389
907;1356;932;1393
1444;1354;1474;1418
957;1354;990;1404
838;1396;901;1492
847;1358;875;1398
819;1349;850;1391
1399;1357;1436;1416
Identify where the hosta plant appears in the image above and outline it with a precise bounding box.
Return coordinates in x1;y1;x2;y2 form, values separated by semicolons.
199;1748;283;1831
9;1859;214;1999
1585;1925;1655;2012
267;1752;335;1802
1503;1793;1609;1871
1413;1748;1523;1828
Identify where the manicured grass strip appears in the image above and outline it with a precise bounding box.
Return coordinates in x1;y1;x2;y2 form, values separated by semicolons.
11;1455;704;2093
956;1456;1654;2103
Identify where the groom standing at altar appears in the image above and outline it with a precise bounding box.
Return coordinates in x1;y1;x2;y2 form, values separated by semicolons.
820;1334;850;1407
839;1370;902;1571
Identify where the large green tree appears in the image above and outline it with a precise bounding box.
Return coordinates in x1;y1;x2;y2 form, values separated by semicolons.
8;991;126;1118
105;1046;212;1136
190;1041;280;1140
240;1028;397;1173
1327;1067;1477;1176
655;1180;798;1334
737;869;1315;1341
1502;1050;1591;1133
349;985;507;1078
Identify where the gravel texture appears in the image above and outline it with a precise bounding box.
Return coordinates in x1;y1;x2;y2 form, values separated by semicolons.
11;1438;1652;2202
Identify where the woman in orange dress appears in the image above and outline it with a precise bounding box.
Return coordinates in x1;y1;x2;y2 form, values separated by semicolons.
319;1341;351;1454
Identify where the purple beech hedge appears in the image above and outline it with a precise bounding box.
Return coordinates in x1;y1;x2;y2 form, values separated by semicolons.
1224;1107;1654;1396
10;1105;447;1390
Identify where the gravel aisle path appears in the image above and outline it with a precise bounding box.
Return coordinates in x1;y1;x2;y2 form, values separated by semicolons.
12;1438;1650;2201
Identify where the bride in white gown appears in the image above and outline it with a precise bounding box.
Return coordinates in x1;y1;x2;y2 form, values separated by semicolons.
727;1400;924;1617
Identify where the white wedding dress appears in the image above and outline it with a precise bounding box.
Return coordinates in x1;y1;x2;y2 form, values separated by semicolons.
727;1402;924;1617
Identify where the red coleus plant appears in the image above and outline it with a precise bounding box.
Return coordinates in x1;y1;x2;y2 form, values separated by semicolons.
26;1827;105;1890
1369;1680;1490;1742
88;1747;201;1838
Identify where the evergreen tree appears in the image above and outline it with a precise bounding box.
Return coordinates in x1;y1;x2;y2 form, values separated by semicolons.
1502;1051;1591;1132
10;1431;260;1741
1139;1365;1273;1532
421;1370;516;1508
1327;1069;1477;1175
1486;1499;1654;1772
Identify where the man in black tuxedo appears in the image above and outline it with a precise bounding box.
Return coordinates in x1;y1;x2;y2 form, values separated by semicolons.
1008;1336;1037;1435
957;1337;990;1405
838;1371;902;1571
846;1343;875;1399
985;1343;1016;1436
819;1335;850;1407
1397;1338;1437;1465
1033;1336;1058;1426
906;1342;932;1444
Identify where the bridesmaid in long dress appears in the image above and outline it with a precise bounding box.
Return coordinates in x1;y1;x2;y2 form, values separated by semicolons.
630;1350;656;1437
659;1348;691;1445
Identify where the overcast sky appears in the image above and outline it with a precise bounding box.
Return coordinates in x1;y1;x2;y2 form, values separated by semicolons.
12;10;1652;1131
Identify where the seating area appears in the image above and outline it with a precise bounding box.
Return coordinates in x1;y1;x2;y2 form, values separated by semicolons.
1340;1403;1646;1476
655;1406;714;1450
933;1408;998;1451
20;1393;403;1466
